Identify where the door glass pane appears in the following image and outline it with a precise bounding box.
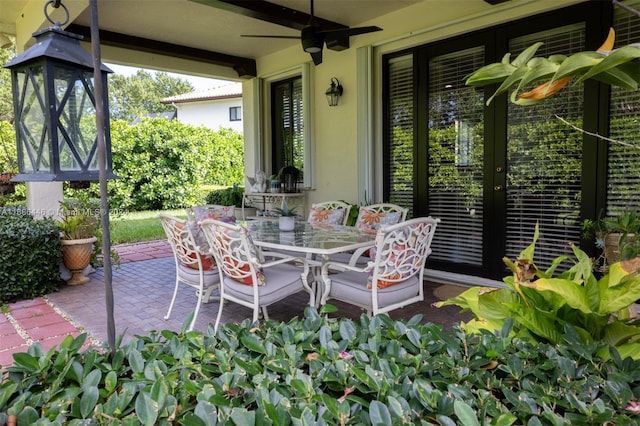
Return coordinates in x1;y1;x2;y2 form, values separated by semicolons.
607;0;640;215
505;24;584;268
387;54;414;217
428;46;485;267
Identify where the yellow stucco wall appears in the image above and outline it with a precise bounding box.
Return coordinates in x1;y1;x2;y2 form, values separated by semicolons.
245;0;584;208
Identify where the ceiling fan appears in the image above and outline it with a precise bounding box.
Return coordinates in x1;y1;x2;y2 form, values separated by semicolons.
241;0;382;65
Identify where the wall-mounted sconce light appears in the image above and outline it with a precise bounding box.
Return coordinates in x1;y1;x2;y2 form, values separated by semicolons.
4;0;116;183
325;77;343;107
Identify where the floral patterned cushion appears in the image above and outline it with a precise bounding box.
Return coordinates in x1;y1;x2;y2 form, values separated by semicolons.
178;221;216;271
367;229;417;289
191;205;235;221
308;207;345;225
356;209;402;234
217;225;266;287
188;209;235;256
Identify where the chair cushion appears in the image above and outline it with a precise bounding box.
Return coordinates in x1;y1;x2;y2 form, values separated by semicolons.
308;207;345;225
223;263;304;305
367;230;419;288
329;270;420;309
175;221;217;271
356;209;402;234
224;261;266;286
177;263;219;287
191;205;235;221
215;226;266;286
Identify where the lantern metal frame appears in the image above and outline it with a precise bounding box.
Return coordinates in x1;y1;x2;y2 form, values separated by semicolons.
4;0;116;182
325;77;343;107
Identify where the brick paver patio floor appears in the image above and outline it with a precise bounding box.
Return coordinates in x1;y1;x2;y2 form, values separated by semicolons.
1;239;471;370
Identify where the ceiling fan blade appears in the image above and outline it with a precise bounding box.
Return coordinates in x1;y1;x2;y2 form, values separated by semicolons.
241;35;300;39
320;26;382;39
310;50;322;65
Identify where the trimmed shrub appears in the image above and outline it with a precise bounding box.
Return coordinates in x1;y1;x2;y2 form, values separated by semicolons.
1;308;639;424
0;208;62;302
205;184;244;208
102;119;244;211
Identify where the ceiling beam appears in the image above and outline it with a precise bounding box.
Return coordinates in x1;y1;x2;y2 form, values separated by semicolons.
65;24;257;78
189;0;349;51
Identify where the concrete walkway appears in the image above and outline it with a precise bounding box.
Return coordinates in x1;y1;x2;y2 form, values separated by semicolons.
1;239;470;370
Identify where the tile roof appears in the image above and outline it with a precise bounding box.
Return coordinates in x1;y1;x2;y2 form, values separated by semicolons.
161;82;242;104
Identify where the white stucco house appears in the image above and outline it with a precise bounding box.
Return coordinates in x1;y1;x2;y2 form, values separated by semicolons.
160;82;243;133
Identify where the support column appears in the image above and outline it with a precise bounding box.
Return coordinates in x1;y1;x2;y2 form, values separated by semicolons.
26;181;63;219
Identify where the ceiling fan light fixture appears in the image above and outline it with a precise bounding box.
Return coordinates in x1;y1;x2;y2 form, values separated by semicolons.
301;26;323;53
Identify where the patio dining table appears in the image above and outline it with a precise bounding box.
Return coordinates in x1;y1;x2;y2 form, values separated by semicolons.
245;219;377;305
245;219;376;256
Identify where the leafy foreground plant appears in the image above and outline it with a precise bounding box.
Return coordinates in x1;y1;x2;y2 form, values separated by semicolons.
437;224;640;362
2;308;640;425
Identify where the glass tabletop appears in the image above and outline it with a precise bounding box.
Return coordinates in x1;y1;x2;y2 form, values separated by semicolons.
245;219;376;255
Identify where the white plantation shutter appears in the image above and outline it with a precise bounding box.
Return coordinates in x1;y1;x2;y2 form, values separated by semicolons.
386;54;415;217
504;24;585;268
427;46;485;267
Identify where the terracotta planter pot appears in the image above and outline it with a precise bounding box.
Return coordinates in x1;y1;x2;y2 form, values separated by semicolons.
61;236;97;285
604;233;636;265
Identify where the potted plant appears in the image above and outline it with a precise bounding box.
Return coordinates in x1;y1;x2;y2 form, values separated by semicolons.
57;199;99;285
273;199;298;231
269;168;283;193
601;209;640;264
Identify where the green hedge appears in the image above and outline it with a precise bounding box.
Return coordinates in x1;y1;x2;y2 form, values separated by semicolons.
0;208;62;303
1;308;639;424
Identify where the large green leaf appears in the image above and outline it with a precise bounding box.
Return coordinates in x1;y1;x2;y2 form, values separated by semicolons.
512;41;545;67
578;45;640;83
514;59;561;93
552;51;604;80
527;278;590;313
602;321;640;347
369;401;392;426
465;62;517;86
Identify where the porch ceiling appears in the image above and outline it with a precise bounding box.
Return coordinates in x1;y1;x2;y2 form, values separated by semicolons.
1;0;426;78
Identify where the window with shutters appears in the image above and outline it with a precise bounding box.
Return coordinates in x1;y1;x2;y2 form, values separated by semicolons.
271;76;304;180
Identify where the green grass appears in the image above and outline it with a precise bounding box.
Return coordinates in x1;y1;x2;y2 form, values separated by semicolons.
109;209;187;245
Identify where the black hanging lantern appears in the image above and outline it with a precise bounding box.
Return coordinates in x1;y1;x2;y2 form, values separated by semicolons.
3;0;116;182
281;165;300;193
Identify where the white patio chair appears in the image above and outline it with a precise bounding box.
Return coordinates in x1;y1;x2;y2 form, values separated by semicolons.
308;201;352;226
199;218;314;331
331;203;410;266
158;214;220;331
320;216;440;316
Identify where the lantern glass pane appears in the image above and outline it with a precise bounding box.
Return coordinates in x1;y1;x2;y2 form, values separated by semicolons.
55;66;97;171
15;67;49;173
